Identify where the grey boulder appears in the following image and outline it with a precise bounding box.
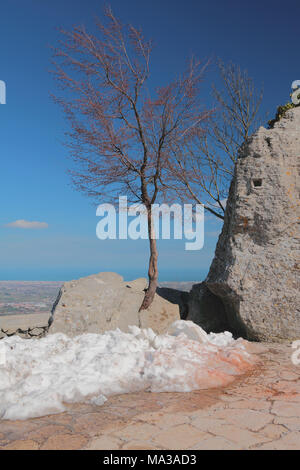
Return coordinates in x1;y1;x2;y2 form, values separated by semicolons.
49;272;180;337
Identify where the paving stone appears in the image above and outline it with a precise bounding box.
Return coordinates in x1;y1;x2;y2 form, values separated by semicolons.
0;439;39;450
152;424;207;450
41;433;88;450
136;411;189;428
192;418;269;449
192;436;241;450
112;423;158;441
274;416;300;432
210;409;273;431
27;425;69;443
85;435;122;450
260;424;287;440
72;412;127;436
228;399;270;411
122;441;159;450
257;432;300;450
272;401;300;418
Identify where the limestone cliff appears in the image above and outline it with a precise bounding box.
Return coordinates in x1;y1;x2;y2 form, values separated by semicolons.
188;107;300;341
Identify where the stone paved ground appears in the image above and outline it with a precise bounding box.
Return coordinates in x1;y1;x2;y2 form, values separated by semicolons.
0;343;299;450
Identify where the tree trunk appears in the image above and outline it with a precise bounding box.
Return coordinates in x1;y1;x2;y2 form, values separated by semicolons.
139;206;158;311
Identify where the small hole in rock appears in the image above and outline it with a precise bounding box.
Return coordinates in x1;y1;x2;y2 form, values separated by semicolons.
253;178;262;188
266;137;271;148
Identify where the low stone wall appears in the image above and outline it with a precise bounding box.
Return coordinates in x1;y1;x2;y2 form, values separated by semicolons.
0;313;50;339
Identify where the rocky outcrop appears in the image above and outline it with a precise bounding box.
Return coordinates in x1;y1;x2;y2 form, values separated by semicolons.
49;272;180;337
188;107;300;342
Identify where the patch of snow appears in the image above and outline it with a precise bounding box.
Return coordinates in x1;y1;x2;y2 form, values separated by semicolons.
207;331;235;347
0;321;256;420
167;320;210;343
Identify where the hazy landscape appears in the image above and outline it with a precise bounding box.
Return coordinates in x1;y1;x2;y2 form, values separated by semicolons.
0;281;63;316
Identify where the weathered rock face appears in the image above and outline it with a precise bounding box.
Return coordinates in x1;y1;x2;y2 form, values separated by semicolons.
49;272;180;337
189;107;300;342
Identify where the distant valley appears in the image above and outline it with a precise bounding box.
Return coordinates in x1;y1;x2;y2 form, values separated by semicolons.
0;281;63;316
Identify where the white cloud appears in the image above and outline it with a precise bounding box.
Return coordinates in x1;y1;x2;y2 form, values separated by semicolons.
4;219;48;229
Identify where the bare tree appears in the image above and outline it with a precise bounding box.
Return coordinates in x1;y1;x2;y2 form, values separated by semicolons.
168;61;263;220
52;7;210;310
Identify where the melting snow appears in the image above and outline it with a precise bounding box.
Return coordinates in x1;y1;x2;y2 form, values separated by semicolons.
0;321;257;420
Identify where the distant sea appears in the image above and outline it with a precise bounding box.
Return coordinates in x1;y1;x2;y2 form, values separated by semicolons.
0;267;208;283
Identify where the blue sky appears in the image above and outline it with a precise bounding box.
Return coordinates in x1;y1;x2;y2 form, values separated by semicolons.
0;0;299;281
